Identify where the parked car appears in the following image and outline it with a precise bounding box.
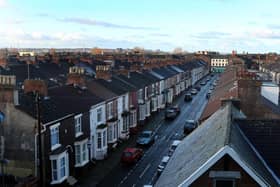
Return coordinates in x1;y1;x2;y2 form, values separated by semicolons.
136;131;155;146
165;105;180;119
190;88;198;95
200;81;206;86
168;140;181;156
206;92;211;99
184;120;198;135
157;156;170;175
121;148;143;164
184;93;192;102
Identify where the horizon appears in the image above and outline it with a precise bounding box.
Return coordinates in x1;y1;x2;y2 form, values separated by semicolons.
1;0;280;53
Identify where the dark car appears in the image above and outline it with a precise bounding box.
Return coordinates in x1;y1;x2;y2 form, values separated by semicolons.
184;120;198;135
121;148;143;164
206;92;211;99
165;105;180;119
136;131;155;146
195;86;201;91
184;93;192;102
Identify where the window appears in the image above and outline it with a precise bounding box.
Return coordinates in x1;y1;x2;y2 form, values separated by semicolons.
50;123;60;150
50;152;69;184
214;179;235;187
108;124;113;142
75;114;82;137
103;131;107;147
108;102;113;119
123;116;129;132
97;132;102;149
210;171;239;187
75;139;89;167
97;108;102;123
122;96;126;111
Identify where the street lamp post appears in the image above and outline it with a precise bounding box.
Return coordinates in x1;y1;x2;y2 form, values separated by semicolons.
35;92;43;187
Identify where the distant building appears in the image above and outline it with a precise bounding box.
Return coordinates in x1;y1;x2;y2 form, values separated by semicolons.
210;57;229;73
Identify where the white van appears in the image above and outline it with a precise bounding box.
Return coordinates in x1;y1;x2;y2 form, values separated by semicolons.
168;140;181;156
157;156;170;174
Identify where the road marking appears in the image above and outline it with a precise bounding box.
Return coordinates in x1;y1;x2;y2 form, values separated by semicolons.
139;163;151;179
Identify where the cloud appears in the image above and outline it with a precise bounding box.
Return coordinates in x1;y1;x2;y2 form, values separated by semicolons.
0;0;7;7
251;29;280;39
191;31;231;39
149;33;170;37
57;17;157;30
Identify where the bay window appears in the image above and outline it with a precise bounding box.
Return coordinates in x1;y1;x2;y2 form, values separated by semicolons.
50;151;69;184
75;139;89;167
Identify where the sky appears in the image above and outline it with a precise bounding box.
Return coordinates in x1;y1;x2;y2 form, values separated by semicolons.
1;0;280;53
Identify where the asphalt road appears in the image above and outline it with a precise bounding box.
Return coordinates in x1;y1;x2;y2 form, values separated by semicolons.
97;75;217;187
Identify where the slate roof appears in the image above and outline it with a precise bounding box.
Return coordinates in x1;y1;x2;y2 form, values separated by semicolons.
156;103;279;187
116;71;153;89
237;119;280;181
16;85;104;123
94;76;136;95
86;80;118;100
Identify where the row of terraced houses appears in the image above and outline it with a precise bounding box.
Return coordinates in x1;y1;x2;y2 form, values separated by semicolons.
0;54;209;186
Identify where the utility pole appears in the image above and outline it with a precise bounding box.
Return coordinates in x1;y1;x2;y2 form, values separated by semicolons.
36;92;43;187
0;111;6;187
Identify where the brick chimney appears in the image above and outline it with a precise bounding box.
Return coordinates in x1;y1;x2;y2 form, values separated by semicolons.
0;75;19;105
23;79;48;96
67;66;86;86
95;65;112;80
0;58;7;68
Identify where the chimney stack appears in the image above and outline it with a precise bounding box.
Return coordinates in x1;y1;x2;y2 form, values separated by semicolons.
23;79;48;96
67;66;86;86
95;65;112;80
0;75;18;105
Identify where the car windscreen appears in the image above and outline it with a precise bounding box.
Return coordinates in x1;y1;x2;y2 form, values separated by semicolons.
139;133;151;138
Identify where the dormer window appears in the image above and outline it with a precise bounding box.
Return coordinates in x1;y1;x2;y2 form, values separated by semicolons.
75;114;83;137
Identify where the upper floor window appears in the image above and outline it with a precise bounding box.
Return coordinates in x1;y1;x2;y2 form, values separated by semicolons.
50;123;60;150
97;108;102;123
108;102;113;119
75;114;82;137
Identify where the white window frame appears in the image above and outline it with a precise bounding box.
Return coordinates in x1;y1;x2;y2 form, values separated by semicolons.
97;132;102;149
74;114;83;137
74;139;89;167
108;102;113;119
97;107;102;123
96;128;107;150
50;123;61;151
50;151;69;185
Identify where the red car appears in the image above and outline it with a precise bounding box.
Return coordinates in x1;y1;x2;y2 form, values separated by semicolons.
121;148;143;164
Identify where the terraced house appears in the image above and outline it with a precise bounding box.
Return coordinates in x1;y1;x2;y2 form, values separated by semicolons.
0;53;208;186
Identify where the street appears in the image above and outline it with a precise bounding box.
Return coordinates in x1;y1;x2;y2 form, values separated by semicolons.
96;75;217;187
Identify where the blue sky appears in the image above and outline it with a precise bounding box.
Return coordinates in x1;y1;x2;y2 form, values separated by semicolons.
1;0;280;53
